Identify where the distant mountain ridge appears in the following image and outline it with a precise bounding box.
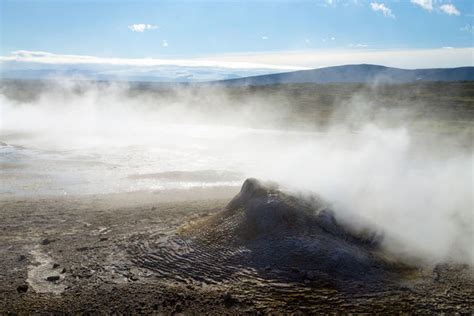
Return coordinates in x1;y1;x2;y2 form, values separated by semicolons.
217;64;474;85
1;64;473;84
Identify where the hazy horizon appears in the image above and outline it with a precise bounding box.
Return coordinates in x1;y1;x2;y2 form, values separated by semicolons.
1;0;473;81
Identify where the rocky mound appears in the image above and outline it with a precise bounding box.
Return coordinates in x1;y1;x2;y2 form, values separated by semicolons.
129;178;408;285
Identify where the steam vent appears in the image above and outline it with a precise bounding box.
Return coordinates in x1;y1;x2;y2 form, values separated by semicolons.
129;178;406;285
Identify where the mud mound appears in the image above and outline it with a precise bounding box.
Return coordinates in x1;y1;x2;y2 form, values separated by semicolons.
128;178;407;285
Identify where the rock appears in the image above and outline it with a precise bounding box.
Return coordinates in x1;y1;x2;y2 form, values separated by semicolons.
46;275;60;282
17;255;26;262
100;237;108;241
53;263;60;269
41;238;51;245
60;268;67;274
174;303;183;313
16;284;28;293
223;292;236;307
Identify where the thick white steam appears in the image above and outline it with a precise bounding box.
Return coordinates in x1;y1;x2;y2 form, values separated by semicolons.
0;79;472;265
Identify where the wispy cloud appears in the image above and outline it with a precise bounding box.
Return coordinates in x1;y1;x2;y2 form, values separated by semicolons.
128;24;158;32
162;40;169;47
411;0;433;12
439;4;460;16
322;36;336;42
2;48;472;71
461;24;474;34
204;48;473;69
261;36;269;40
0;50;302;71
349;43;369;48
370;2;395;18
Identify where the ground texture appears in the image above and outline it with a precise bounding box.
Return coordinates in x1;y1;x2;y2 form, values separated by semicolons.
1;185;472;314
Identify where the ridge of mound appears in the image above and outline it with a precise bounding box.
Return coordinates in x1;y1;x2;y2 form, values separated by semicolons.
129;178;410;285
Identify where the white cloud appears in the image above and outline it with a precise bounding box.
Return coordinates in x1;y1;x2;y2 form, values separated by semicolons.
304;38;311;44
321;36;336;42
128;24;158;32
439;4;460;16
411;0;433;11
0;50;302;71
201;48;474;69
162;40;169;48
370;2;395;18
442;46;454;49
261;36;269;40
349;43;369;48
324;0;338;6
2;48;472;71
461;24;474;34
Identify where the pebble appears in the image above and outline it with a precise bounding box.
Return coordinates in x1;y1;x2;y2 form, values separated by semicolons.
16;284;28;293
41;238;51;245
174;303;183;313
223;292;236;307
46;275;60;282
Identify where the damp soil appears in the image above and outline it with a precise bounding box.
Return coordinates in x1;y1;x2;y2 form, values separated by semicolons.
0;188;472;314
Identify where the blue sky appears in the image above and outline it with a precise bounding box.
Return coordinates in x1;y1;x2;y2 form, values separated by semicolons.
0;0;472;80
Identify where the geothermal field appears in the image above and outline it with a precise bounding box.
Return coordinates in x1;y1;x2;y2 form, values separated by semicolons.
0;80;473;313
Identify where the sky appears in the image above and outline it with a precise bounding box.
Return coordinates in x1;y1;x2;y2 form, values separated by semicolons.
0;0;473;80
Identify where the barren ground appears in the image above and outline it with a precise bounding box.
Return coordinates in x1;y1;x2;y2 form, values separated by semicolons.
1;187;472;314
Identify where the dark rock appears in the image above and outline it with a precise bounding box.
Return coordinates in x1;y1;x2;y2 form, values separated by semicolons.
16;284;28;293
46;275;60;282
223;292;236;307
17;255;26;262
53;263;60;269
174;303;183;313
41;238;51;245
60;268;67;274
100;237;108;241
